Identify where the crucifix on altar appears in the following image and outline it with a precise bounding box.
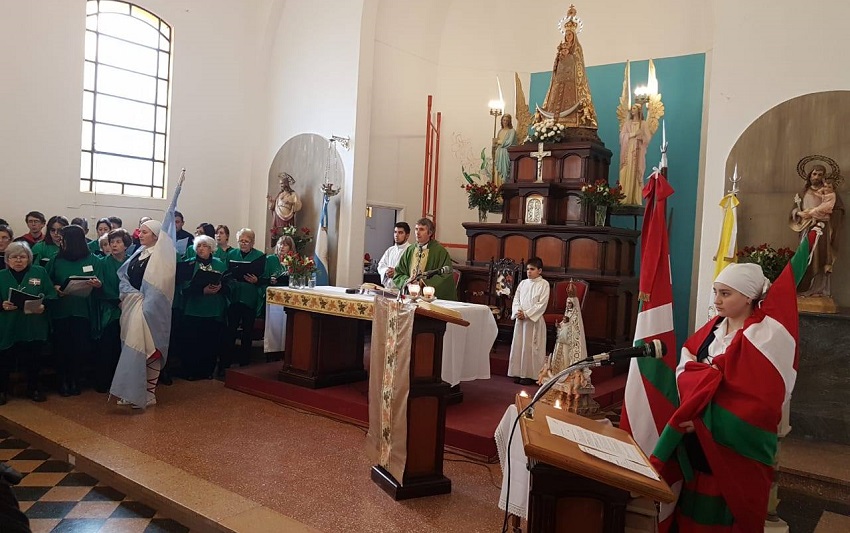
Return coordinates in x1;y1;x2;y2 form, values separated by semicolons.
531;142;551;183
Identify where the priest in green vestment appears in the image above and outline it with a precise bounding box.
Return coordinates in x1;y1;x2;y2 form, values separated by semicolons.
393;218;457;300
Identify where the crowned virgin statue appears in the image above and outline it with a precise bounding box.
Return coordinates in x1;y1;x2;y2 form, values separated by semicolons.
536;5;599;140
537;283;599;415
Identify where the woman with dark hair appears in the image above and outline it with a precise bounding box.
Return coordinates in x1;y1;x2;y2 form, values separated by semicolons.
47;224;102;396
88;217;113;254
0;226;12;270
0;241;57;403
31;216;69;267
214;225;232;264
93;228;131;393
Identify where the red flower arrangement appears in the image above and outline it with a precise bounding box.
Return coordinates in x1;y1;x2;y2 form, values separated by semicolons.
580;179;625;208
737;244;794;282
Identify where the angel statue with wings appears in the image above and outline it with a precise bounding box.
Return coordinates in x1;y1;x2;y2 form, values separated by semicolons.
617;60;664;206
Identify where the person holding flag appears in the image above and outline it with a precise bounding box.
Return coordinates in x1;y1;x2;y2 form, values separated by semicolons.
648;228;819;532
110;171;185;410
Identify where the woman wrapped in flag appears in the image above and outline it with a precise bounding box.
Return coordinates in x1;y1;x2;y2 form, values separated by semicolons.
651;230;816;532
110;174;184;409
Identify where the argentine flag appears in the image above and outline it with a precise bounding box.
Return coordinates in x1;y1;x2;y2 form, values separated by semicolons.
314;193;330;286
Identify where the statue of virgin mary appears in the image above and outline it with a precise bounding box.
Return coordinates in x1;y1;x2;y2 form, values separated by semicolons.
536;5;598;134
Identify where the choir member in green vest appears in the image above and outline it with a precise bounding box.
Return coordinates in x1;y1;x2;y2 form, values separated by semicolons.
31;215;68;268
214;224;233;265
221;228;265;374
93;228;131;393
47;224;102;396
266;236;294;288
393;218;457;300
0;242;57;403
181;235;228;380
0;225;12;270
89;218;112;255
183;222;215;261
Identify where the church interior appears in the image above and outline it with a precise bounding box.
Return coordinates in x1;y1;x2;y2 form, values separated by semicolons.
1;0;849;531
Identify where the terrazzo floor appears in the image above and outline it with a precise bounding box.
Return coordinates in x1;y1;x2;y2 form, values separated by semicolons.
0;378;504;532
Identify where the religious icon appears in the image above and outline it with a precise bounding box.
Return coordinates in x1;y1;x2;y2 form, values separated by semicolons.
789;155;845;301
267;172;303;240
525;195;544;224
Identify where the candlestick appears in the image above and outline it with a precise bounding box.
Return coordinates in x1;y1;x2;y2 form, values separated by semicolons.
422;286;435;298
407;284;421;297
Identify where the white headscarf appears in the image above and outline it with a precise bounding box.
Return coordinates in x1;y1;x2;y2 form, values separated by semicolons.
139;219;162;259
142;219;162;237
714;263;770;300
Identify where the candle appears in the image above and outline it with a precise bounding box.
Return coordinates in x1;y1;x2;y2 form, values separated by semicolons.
422;286;435;298
554;399;563;410
407;284;420;297
519;390;529;398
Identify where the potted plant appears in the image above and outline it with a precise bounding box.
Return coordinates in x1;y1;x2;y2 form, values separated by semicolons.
580;179;625;226
282;251;317;288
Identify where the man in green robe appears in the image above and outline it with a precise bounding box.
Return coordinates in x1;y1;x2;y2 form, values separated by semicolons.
393;218;457;300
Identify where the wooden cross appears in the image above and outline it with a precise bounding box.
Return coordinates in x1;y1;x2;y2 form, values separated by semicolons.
531;142;551;183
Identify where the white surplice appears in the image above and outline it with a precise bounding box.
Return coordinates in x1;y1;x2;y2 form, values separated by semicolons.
377;242;411;288
508;276;550;379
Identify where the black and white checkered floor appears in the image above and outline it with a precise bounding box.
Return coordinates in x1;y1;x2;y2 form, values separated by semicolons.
0;430;188;533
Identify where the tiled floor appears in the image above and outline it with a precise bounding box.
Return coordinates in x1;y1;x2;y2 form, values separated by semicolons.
0;430;188;533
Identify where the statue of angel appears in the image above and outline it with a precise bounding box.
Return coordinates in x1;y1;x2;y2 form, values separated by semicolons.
617;60;664;206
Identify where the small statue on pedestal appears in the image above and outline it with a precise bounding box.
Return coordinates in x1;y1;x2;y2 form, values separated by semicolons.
537;286;599;416
789;156;845;310
267;172;303;244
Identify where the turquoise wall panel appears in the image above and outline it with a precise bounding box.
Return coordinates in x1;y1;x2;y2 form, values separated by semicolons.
529;53;706;347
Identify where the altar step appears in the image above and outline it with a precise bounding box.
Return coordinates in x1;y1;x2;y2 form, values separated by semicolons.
225;362;626;462
778;437;850;505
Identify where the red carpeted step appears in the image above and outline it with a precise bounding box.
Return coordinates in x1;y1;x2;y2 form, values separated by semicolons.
225;362;627;461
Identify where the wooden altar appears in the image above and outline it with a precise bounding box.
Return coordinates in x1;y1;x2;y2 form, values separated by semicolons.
455;140;639;353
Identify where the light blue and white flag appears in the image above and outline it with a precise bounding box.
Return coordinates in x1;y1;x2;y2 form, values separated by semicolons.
314;193;330;286
110;175;183;407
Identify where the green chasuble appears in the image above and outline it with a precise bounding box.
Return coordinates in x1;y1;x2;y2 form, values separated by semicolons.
393;240;457;300
0;266;57;350
31;241;59;268
226;247;266;312
94;254;124;337
183;257;228;320
47;254;102;320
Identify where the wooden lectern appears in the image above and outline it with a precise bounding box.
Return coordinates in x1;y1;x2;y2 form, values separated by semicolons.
371;306;469;500
516;396;674;533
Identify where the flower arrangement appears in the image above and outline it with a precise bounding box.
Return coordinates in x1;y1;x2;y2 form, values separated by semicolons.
461;158;501;212
282;251;317;278
580;179;625;208
526;119;567;144
270;225;312;252
737;244;794;282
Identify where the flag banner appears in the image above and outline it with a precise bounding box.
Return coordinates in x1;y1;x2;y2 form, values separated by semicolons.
314;194;330;286
620;170;680;529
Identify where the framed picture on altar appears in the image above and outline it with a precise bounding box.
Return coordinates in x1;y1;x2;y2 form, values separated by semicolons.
524;194;545;225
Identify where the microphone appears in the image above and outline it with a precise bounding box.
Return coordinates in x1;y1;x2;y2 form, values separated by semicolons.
414;265;452;280
586;339;666;363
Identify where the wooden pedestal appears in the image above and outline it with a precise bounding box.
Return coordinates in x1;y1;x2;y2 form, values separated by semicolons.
278;307;368;388
371;311;464;500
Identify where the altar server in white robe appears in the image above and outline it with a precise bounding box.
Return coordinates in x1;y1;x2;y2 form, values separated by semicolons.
508;257;550;386
376;222;411;288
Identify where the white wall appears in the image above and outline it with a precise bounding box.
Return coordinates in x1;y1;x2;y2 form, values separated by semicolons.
256;0;377;285
694;0;850;325
368;0;713;259
0;0;269;239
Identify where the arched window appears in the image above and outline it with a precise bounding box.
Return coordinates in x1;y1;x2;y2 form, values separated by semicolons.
81;1;172;198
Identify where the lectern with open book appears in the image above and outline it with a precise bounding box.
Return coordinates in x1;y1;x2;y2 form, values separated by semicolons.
516;396;675;533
